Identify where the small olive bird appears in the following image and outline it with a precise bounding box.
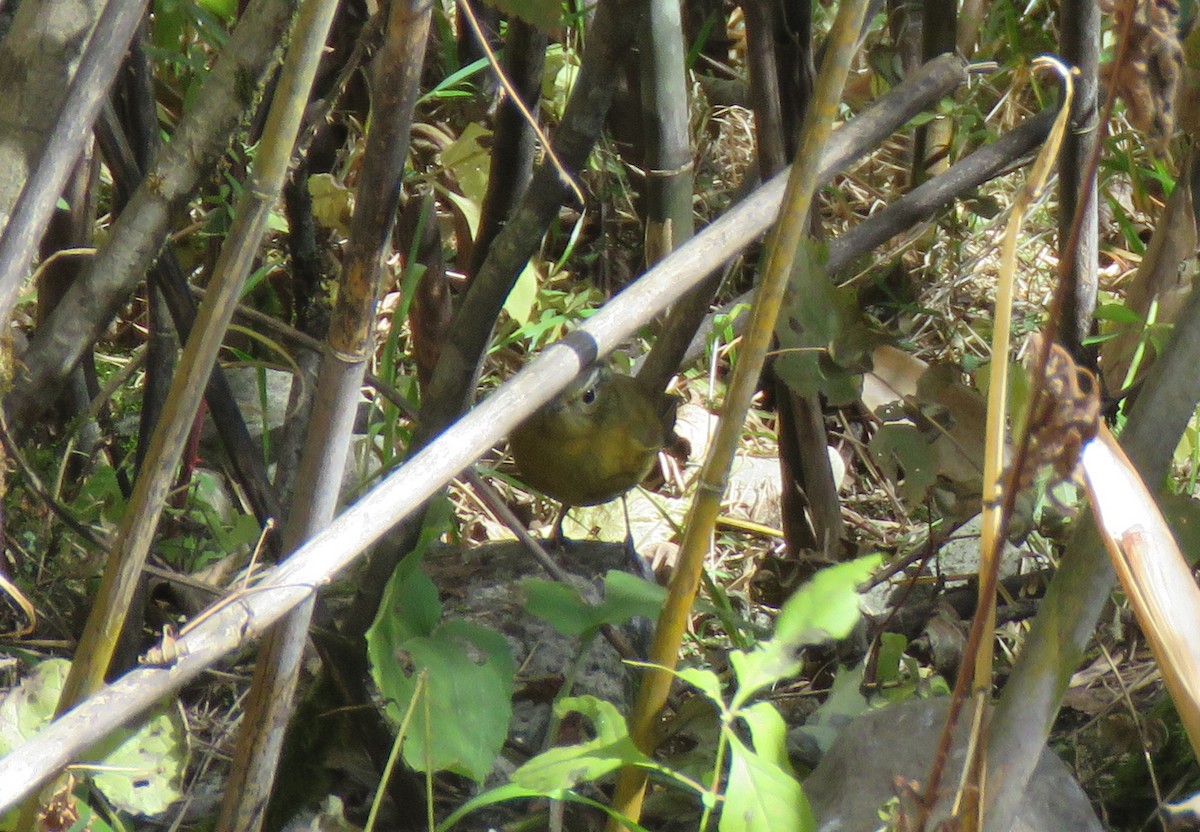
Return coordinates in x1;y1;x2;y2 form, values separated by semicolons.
510;365;679;537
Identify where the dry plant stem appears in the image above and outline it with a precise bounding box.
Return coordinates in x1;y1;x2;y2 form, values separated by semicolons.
0;5;95;217
1056;0;1101;360
977;59;1074;702
607;0;870;826
957;0;986;55
1041;0;1132;362
95;103;284;531
51;0;308;735
212;0;376;828
740;0;788;175
468;19;545;280
17;0;309;818
977;10;1142;829
0;54;966;813
638;0;695;266
411;0;641;443
912;0;955;183
4;0;300;433
912;59;1074;832
0;0;145;324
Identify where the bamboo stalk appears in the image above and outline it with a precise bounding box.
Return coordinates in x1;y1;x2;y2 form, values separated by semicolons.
606;0;870;826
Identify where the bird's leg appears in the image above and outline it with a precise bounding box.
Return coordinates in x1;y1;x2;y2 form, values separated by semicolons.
551;503;569;547
621;495;655;581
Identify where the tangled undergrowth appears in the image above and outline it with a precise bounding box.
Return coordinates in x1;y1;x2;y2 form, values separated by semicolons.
2;1;1200;831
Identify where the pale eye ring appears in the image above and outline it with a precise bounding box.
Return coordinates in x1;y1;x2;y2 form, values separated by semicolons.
581;386;597;405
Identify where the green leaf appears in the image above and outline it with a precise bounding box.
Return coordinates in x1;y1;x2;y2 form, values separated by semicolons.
503;259;539;326
875;632;908;686
730;556;880;706
0;659;184;817
379;561;443;640
721;733;814;832
437;783;547;831
420;57;491;104
738;702;792;770
677;667;727;707
774;556;879;645
437;783;654;832
774;240;878;406
196;0;236;20
791;663;868;754
0;658;68;753
511;697;653;792
868;422;939;504
367;563;515;781
441;122;492;207
522;579;592;635
152;0;186;53
91;706;187;815
523;570;666;636
1094;301;1144;325
597;570;667;620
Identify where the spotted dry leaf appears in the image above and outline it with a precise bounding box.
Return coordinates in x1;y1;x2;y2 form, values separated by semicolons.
1014;337;1102;498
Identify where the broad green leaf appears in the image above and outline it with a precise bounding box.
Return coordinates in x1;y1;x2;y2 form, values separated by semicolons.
374;560;442;641
371;618;514;781
521;579;592;635
0;659;184;817
868;422;939;504
1094;302;1144;325
875;632;907;686
731;556;880;706
91;705;187;815
721;734;814;832
523;570;665;636
774;556;880;645
792;663;868;754
152;0;186;52
368;556;515;781
197;0;236;20
511;697;653;792
556;696;630;744
738;702;792;770
0;657;68;753
774;240;879;406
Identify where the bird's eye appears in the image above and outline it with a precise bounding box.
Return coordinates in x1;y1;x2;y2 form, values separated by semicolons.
581;386;597;405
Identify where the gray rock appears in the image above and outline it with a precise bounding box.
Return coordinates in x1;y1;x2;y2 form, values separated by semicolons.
805;697;1102;832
